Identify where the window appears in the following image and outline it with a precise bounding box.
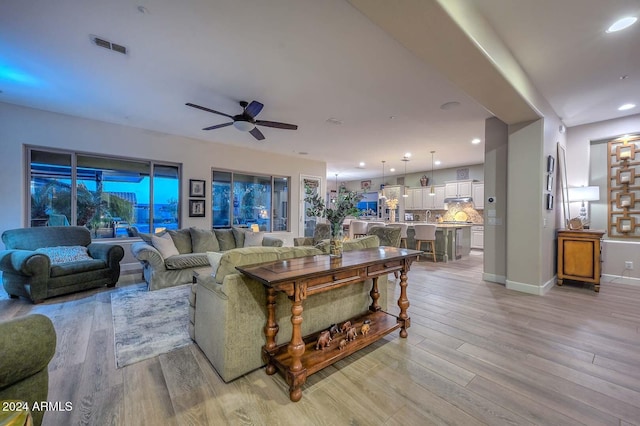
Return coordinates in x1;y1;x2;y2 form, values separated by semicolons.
212;169;289;232
28;147;181;239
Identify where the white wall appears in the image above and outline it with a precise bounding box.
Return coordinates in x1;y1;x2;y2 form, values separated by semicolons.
566;113;640;284
0;102;326;263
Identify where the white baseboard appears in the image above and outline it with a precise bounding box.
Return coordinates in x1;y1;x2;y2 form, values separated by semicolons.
505;277;555;295
482;273;506;284
601;274;640;286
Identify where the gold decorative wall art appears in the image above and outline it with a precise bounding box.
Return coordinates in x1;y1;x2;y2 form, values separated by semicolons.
608;136;640;238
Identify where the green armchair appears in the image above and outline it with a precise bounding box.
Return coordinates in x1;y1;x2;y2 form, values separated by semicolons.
0;314;56;426
0;226;124;303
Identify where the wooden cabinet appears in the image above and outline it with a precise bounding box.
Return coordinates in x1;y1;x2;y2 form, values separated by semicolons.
445;180;473;198
557;229;605;292
432;185;446;209
405;185;446;210
471;225;484;249
472;182;484;209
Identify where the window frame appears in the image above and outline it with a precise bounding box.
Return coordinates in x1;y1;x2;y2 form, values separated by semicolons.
211;167;290;232
25;145;182;239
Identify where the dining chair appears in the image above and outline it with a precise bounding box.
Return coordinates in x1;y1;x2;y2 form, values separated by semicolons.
413;223;437;262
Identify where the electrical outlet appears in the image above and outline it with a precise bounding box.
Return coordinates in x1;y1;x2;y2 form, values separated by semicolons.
625;261;633;270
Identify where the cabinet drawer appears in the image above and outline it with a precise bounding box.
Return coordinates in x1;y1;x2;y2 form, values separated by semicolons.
368;259;403;275
304;269;363;288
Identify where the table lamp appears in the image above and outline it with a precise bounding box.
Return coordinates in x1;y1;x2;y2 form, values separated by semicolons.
568;186;600;225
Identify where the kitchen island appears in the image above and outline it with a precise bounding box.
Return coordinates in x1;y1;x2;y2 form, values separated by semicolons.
405;222;473;262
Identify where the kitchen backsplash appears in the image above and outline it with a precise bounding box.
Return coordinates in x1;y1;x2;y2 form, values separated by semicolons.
407;201;483;224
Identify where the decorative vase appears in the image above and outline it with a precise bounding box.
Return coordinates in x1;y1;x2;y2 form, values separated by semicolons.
420;175;429;187
389;209;396;223
329;222;344;258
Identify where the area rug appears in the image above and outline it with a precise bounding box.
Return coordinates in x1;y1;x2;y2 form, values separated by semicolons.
111;283;192;368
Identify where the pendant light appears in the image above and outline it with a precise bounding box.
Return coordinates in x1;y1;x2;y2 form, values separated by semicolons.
379;161;387;200
401;155;410;197
429;151;436;196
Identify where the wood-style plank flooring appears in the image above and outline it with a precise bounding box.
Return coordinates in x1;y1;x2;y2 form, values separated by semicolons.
2;251;640;425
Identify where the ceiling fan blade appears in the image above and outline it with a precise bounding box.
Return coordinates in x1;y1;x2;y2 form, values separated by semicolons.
256;120;298;130
244;101;264;119
249;127;265;141
202;122;233;131
186;103;233;119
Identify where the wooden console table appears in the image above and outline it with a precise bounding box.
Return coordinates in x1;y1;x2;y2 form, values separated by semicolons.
236;247;420;402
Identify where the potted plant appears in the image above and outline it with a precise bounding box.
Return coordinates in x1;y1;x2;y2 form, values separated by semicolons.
305;186;362;257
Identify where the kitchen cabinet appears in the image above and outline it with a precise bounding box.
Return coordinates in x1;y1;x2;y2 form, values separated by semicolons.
445;180;473;198
406;188;422;210
432;185;446;209
557;229;605;292
472;182;484;209
471;225;484;249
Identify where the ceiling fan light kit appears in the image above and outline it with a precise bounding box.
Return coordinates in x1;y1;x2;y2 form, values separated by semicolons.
186;100;298;141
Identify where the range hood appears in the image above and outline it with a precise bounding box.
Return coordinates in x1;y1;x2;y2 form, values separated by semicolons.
443;197;473;204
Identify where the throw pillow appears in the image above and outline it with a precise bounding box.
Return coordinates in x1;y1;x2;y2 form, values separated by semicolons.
168;229;193;254
139;230;166;245
190;228;220;253
206;251;224;277
151;233;180;258
243;231;264;247
214;228;236;251
35;246;93;264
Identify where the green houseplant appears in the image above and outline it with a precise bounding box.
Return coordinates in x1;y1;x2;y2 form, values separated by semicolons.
305;186;362;257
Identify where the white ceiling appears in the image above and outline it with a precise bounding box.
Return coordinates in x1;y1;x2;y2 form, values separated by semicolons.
1;0;638;182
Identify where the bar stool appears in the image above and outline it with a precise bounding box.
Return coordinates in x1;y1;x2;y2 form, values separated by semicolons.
386;223;408;248
414;224;437;262
349;220;369;238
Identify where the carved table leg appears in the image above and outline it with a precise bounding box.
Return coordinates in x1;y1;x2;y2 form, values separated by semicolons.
369;277;381;312
288;284;306;402
264;287;279;375
397;269;410;338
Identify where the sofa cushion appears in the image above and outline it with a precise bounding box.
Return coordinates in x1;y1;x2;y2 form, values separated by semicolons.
215;246;322;283
151;233;180;258
190;228;220;253
206;251;224;277
35;246;92;264
168;229;192;254
243;232;264;247
214;229;237;252
231;227;246;248
50;259;107;277
138;230;165;245
164;253;210;270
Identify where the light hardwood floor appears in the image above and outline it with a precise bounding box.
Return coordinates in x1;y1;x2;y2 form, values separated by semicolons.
2;251;640;425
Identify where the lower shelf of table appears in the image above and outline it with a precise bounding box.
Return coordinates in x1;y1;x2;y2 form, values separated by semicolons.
263;310;404;379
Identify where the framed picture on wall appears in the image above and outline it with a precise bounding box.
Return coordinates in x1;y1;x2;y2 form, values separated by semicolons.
189;199;205;217
546;193;554;210
361;180;371;190
189;179;206;198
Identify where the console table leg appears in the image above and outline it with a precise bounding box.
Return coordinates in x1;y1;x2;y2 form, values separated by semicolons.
264;287;279;375
369;277;381;312
288;295;306;402
398;269;410;338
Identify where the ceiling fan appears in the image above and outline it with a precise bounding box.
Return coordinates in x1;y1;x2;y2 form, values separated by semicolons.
185;100;298;141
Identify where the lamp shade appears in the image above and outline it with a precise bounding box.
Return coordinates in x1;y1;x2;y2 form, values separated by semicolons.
568;186;600;202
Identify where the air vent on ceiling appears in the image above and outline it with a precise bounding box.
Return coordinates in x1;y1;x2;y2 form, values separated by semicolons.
91;36;128;55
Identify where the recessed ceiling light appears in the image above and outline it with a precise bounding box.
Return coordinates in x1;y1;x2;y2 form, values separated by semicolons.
606;16;637;33
435;160;441;166
359;162;365;167
440;101;460;110
298;151;308;155
404;152;411;158
620;75;629;80
471;138;481;144
618;103;636;111
390;168;395;172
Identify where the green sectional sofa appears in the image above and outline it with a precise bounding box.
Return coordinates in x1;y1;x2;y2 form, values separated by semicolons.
0;314;57;426
193;235;386;382
0;226;124;303
131;227;283;291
